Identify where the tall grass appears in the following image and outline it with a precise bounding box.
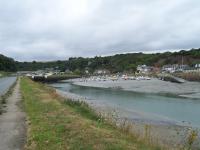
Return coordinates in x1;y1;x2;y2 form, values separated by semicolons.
21;78;160;150
21;77;200;150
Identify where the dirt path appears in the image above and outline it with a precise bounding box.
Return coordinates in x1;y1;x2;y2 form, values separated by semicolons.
0;80;26;150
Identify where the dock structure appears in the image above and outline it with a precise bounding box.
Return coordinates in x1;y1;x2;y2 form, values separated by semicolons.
31;75;80;82
158;74;185;83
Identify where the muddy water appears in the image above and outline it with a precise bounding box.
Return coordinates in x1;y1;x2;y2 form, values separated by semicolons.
0;77;16;96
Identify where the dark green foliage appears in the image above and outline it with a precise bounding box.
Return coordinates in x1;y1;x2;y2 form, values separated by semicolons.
52;48;199;73
15;60;68;72
0;54;17;72
2;48;200;73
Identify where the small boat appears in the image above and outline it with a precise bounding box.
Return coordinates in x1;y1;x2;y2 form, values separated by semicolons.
129;76;136;80
144;77;151;80
110;76;118;81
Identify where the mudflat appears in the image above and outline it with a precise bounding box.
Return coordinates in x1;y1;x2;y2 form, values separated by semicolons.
73;78;200;98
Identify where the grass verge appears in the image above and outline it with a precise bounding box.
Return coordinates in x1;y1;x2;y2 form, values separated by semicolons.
20;77;160;150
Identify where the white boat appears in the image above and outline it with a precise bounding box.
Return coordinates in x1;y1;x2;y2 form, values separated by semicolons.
129;76;136;80
144;77;151;80
110;76;118;81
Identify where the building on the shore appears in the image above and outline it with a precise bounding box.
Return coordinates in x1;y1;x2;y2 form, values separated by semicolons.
162;64;190;73
162;64;178;73
85;69;89;74
195;64;200;70
94;69;110;75
84;67;90;74
137;65;153;74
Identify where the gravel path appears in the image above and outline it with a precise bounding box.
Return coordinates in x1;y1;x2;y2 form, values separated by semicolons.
0;80;26;150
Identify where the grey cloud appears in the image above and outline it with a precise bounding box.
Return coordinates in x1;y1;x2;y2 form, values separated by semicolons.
0;0;200;61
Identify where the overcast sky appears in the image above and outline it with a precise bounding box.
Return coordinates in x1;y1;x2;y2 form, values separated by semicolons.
0;0;200;61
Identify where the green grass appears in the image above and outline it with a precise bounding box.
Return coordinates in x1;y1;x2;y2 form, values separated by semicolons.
21;78;160;150
0;71;12;78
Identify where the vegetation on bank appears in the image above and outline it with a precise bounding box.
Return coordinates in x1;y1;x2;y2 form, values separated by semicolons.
1;48;200;74
0;71;12;78
0;54;16;72
15;48;200;73
20;78;160;150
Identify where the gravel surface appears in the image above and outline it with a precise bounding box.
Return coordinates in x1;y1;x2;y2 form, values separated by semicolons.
73;78;200;99
0;80;26;150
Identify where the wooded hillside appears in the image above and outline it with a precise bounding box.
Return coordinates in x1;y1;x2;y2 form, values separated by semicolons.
1;48;200;73
0;54;17;72
16;48;200;73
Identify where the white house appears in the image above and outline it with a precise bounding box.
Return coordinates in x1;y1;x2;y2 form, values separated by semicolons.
195;64;200;69
162;64;178;73
137;65;152;73
94;69;110;75
162;64;190;73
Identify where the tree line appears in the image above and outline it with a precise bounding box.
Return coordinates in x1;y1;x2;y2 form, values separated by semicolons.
0;48;200;73
0;54;16;72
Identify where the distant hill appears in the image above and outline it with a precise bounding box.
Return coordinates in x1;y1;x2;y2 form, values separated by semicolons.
2;48;200;73
16;48;200;73
0;54;17;72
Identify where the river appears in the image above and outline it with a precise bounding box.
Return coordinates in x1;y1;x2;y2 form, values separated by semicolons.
0;77;17;96
50;80;200;128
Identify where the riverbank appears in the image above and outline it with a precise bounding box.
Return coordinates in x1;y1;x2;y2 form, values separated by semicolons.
56;88;200;149
21;78;159;150
72;78;200;99
0;71;9;78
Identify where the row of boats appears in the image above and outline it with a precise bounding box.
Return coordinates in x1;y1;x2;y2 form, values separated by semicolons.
80;75;151;82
